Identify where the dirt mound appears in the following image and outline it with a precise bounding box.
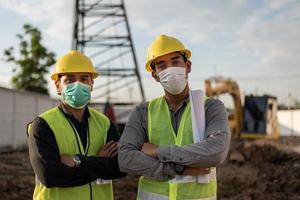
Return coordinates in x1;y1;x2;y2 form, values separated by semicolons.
218;142;300;200
1;137;300;199
0;150;34;200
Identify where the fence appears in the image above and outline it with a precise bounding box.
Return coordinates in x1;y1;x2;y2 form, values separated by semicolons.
277;110;300;136
0;87;134;151
0;87;58;150
1;86;299;151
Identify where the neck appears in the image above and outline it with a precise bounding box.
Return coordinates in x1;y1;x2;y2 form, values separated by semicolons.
63;102;85;122
164;84;189;111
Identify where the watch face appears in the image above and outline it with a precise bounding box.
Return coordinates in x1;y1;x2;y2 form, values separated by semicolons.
73;155;81;167
74;155;80;161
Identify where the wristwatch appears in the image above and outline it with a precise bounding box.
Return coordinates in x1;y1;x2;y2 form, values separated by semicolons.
174;164;185;175
73;154;81;167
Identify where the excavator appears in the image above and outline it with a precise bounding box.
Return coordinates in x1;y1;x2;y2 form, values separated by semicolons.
205;77;280;139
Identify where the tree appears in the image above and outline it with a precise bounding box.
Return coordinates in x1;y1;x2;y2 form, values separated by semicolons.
293;99;300;109
3;24;55;94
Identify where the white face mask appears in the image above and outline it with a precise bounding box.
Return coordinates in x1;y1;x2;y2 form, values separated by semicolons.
157;67;187;95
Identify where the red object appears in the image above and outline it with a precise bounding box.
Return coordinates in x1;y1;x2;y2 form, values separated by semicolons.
103;101;116;122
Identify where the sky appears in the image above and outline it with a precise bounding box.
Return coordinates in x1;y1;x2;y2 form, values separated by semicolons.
0;0;299;106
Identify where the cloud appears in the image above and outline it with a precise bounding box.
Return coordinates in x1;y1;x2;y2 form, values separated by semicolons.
125;0;300;101
1;0;299;101
0;0;73;41
126;0;300;72
125;0;231;44
126;1;299;55
235;0;300;73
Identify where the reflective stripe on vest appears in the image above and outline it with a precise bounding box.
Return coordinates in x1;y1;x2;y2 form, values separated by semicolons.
29;107;113;200
138;97;217;200
137;189;216;200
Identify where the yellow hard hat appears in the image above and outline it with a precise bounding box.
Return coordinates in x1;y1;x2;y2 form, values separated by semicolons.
51;50;99;81
145;34;191;72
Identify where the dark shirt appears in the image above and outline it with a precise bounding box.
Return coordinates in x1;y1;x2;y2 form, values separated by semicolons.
28;103;126;188
169;97;189;134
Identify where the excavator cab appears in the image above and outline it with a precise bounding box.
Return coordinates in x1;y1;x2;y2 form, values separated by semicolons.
241;95;280;139
205;77;280;139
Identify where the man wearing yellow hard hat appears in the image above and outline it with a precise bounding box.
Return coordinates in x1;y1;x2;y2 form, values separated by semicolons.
118;35;231;200
27;50;126;200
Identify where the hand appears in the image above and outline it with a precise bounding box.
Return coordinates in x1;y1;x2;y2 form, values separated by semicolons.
60;155;75;167
97;141;118;157
141;143;158;158
183;166;210;176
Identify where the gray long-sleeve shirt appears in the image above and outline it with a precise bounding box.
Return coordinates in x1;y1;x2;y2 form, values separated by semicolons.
118;97;231;180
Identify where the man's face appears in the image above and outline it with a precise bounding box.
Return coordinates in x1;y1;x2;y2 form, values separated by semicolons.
151;52;191;81
55;73;93;95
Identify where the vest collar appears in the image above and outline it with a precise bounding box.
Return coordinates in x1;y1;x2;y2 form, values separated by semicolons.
166;95;190;113
59;101;90;120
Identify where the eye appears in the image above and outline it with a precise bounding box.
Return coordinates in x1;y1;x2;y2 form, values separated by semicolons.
172;60;180;65
65;77;74;83
81;77;90;82
156;64;166;71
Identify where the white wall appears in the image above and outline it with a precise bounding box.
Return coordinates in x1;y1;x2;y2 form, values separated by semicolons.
0;87;58;149
277;110;300;136
1;86;299;150
0;87;133;150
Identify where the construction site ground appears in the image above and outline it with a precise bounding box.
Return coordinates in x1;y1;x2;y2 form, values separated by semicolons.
1;136;300;200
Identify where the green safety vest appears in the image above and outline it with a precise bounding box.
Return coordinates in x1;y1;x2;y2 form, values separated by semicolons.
28;107;113;200
138;97;217;200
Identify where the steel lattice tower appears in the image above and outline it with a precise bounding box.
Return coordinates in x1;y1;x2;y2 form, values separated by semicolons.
72;0;145;104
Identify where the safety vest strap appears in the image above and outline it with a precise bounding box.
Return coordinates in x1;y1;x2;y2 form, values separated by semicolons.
137;189;169;200
139;96;217;200
138;187;217;200
91;178;112;185
170;168;216;184
32;107;113;200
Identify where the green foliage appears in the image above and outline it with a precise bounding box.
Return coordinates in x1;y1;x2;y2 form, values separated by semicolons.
278;99;300;110
294;100;300;109
3;24;56;94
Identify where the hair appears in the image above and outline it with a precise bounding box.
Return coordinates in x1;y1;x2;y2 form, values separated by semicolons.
150;51;188;72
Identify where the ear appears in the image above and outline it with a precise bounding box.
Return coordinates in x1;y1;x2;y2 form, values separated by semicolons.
185;60;191;74
55;80;62;95
151;71;160;82
90;79;94;91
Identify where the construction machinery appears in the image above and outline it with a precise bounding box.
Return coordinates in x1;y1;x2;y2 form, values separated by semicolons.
205;77;280;139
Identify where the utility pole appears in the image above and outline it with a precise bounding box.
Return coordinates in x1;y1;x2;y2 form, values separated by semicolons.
288;92;294;136
72;0;145;104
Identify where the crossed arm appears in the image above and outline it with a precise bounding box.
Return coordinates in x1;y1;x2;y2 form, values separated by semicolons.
28;117;126;188
118;99;231;180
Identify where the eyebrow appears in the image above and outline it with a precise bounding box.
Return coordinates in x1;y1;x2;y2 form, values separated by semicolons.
156;60;165;66
64;74;90;79
170;55;181;60
65;75;75;78
155;55;181;66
